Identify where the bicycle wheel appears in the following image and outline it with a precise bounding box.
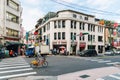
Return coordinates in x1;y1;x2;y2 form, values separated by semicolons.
30;63;37;68
42;61;48;67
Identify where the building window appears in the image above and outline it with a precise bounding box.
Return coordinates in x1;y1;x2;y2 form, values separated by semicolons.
58;20;61;28
74;33;76;40
79;22;81;30
73;14;77;18
79;36;81;40
44;35;46;41
74;21;76;29
91;25;93;31
48;23;50;30
88;24;90;31
80;16;83;20
62;32;65;39
98;36;103;42
58;32;61;40
71;21;73;28
83;23;85;30
6;28;18;37
54;33;57;40
43;26;46;32
62;20;65;28
84;16;88;20
88;35;92;41
83;36;85;40
6;12;19;23
71;32;73;40
7;0;19;11
93;35;95;42
93;25;95;32
54;21;57;28
80;36;85;41
40;28;42;35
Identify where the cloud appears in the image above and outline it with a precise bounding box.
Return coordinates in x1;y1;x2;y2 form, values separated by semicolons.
23;0;40;5
61;0;74;3
22;7;44;31
86;0;114;10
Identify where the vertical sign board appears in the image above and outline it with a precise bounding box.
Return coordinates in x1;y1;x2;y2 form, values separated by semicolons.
117;26;120;37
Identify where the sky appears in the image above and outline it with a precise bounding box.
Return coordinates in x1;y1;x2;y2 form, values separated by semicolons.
19;0;120;31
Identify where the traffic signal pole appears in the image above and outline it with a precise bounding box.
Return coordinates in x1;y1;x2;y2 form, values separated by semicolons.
71;32;89;55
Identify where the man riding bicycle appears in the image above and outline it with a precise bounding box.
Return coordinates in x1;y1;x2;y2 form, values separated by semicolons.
35;43;46;66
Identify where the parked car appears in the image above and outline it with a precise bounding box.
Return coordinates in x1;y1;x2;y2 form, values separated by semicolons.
104;50;115;56
78;49;97;57
115;49;120;54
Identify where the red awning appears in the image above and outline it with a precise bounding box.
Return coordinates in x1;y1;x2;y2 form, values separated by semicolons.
80;42;86;47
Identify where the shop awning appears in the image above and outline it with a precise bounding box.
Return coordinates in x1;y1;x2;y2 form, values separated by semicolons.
80;42;86;48
6;41;23;46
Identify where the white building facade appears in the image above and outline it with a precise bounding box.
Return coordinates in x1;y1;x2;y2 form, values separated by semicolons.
0;0;22;44
36;10;104;54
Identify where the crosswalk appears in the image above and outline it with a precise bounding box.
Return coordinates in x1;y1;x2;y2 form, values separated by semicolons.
96;73;120;80
84;58;120;65
0;56;36;80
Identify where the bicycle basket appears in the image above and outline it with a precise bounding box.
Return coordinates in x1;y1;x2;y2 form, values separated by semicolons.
31;60;38;65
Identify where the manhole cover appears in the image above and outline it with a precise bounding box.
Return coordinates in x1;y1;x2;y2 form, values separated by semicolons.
80;74;90;78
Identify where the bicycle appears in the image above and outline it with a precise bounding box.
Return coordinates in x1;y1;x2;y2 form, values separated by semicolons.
30;53;48;68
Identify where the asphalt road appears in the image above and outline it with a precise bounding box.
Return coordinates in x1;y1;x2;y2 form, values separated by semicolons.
24;55;120;76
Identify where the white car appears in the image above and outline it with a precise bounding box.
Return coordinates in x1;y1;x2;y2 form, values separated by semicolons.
116;50;120;54
104;50;114;55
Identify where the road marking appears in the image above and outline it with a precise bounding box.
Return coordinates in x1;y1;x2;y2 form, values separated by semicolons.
106;62;120;65
0;62;29;65
0;72;36;79
0;63;29;67
88;59;104;61
96;78;104;80
98;60;111;63
0;68;33;74
0;65;30;70
1;59;26;62
0;56;37;80
118;73;120;75
109;75;120;79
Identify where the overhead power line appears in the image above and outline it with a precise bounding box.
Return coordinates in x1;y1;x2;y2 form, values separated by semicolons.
59;0;120;16
50;0;120;16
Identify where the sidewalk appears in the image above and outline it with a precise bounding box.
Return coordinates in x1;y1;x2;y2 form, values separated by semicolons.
58;66;120;80
9;66;120;80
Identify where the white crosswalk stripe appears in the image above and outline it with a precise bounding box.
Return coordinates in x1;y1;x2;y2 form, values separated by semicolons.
0;56;36;80
96;73;120;80
97;60;111;63
106;62;120;65
84;58;120;65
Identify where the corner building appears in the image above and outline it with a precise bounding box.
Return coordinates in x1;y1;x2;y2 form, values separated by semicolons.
36;10;104;54
0;0;22;44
